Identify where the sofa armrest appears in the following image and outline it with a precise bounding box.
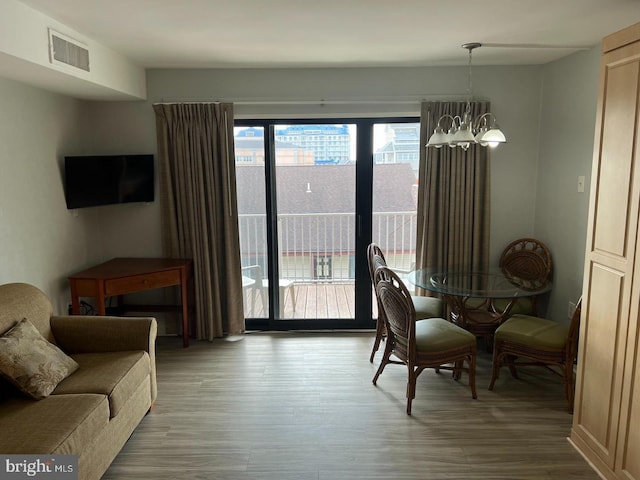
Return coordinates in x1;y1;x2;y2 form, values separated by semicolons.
51;315;158;402
51;315;156;353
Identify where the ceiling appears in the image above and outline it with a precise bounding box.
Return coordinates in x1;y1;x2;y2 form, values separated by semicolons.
17;0;640;68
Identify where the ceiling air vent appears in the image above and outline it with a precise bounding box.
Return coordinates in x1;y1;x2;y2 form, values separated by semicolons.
48;29;90;72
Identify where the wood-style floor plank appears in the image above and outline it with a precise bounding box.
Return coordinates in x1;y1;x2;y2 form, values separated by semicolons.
103;332;598;480
243;284;358;319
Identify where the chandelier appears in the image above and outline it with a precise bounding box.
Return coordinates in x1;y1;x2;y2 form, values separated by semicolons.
426;43;506;150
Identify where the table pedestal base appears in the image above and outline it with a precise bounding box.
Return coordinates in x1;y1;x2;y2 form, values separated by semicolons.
446;296;515;350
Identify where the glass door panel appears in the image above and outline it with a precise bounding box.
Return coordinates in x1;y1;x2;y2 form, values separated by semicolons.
275;124;356;320
234;126;269;318
371;122;421;318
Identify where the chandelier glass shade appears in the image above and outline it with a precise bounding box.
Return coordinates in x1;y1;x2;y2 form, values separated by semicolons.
427;43;507;150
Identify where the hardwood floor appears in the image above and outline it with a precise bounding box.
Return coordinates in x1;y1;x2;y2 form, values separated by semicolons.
103;332;598;480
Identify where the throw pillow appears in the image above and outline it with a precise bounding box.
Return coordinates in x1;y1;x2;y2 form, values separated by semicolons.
0;318;79;399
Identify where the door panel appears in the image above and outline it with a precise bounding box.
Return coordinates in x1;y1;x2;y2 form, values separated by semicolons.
371;122;421;316
575;263;624;458
274;124;357;320
235;126;270;319
592;60;639;256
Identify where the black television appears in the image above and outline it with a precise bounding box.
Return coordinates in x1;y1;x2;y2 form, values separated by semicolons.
64;154;155;209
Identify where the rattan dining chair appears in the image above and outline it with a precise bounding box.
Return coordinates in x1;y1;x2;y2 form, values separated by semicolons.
488;297;582;413
367;243;444;362
372;266;477;415
494;237;553;315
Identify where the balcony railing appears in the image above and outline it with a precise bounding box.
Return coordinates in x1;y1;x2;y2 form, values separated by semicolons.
239;211;417;282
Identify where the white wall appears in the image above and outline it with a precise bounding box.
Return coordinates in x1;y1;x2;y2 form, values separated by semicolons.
535;46;600;321
0;76;106;314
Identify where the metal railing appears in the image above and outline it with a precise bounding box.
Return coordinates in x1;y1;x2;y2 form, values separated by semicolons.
239;211;417;283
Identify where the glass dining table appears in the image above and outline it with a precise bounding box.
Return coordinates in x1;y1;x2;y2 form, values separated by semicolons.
408;268;552;344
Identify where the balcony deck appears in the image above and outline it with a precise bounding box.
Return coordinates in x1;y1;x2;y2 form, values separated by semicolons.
244;282;359;319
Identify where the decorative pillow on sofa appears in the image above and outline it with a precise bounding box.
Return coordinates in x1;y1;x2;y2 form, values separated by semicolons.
0;318;79;399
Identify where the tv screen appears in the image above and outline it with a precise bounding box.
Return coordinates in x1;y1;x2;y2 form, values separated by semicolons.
64;154;155;209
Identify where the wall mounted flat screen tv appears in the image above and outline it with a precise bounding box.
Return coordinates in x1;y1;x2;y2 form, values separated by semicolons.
64;154;155;209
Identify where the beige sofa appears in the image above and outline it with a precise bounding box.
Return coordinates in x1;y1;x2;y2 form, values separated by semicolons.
0;283;157;480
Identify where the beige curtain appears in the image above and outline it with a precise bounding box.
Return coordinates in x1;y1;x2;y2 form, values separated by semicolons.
416;101;491;274
154;103;244;340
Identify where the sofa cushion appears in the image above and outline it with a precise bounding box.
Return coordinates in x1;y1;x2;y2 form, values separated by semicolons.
0;394;109;454
53;351;150;418
0;318;79;399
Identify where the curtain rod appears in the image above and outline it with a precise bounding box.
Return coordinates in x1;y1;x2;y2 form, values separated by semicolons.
154;94;470;106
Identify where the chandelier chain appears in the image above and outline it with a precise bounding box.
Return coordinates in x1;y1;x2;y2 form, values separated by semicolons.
467;47;473;102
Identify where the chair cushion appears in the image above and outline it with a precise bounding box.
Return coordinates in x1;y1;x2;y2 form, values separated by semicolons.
0;318;79;399
495;315;569;350
0;393;109;454
415;318;476;353
411;295;443;319
52;351;150;418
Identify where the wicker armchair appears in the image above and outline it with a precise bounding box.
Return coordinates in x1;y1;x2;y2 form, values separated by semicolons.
488;298;582;413
367;243;443;362
372;266;477;415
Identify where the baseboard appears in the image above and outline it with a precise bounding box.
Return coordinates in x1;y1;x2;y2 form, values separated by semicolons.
567;433;613;480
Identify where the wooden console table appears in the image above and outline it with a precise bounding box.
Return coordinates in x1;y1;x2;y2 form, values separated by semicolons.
69;258;193;347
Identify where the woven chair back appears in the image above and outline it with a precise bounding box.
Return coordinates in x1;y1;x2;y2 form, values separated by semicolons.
499;238;552;290
367;243;387;281
374;266;415;347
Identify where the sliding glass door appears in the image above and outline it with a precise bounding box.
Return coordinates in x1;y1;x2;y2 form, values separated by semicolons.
234;118;418;330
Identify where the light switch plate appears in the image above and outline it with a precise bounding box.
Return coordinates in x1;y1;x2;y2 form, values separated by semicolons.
578;176;586;193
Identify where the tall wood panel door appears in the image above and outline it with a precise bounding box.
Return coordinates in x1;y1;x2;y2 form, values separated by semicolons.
570;21;640;480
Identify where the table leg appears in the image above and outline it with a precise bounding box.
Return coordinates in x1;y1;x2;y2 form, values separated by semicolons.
96;296;106;315
181;276;189;348
70;281;81;315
